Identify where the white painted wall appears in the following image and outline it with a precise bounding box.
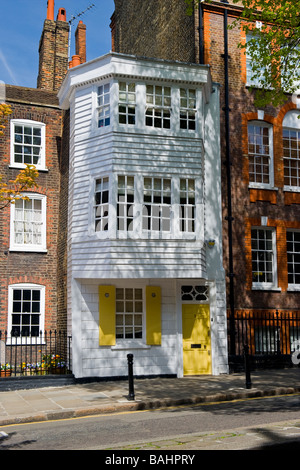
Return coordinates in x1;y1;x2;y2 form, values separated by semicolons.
59;53;228;378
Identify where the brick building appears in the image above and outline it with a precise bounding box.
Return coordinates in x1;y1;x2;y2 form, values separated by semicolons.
112;0;300;365
0;1;72;357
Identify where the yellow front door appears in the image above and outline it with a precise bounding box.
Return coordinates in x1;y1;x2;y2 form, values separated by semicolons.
182;304;212;375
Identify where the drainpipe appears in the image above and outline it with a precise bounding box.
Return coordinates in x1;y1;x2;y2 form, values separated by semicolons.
221;0;235;356
198;2;204;64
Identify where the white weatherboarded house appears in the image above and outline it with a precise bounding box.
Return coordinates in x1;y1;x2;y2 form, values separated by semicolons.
58;53;228;379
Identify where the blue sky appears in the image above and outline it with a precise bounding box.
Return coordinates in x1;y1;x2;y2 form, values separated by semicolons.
0;0;115;88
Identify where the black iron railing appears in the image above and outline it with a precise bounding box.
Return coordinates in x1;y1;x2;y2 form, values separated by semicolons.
228;310;300;371
0;330;72;377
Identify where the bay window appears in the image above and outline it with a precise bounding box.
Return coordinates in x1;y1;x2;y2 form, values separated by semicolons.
93;175;199;239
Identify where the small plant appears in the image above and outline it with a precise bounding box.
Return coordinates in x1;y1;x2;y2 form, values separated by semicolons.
41;353;66;371
0;363;12;370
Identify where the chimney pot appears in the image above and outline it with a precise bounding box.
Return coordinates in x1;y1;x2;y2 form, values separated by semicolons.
57;7;67;22
47;0;55;20
72;55;81;67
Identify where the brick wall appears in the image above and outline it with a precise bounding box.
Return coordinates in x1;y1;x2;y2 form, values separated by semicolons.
201;5;300;312
112;0;300;315
37;18;69;92
0;85;67;331
113;0;196;63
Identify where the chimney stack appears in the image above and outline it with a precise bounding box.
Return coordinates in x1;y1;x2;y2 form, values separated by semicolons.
37;1;69;91
75;21;87;64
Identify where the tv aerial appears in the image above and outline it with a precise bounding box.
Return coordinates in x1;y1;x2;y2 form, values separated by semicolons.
68;3;96;61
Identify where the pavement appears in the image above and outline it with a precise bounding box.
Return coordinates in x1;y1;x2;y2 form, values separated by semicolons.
0;368;299;427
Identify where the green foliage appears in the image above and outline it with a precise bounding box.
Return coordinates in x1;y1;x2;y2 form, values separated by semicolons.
186;1;300;107
231;0;300;107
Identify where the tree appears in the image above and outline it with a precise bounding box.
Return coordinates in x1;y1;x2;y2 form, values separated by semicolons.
0;103;12;136
0;103;39;210
0;165;39;210
185;0;300;107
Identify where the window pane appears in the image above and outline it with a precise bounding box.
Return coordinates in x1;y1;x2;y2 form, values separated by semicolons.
115;288;143;340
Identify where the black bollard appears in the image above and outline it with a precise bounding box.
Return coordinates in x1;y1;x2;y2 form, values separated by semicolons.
244;343;252;389
127;353;135;400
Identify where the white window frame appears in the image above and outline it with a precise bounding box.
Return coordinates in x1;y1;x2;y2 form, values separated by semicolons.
94;176;110;233
142;176;172;234
179;88;197;131
145;84;172;129
115;286;144;341
97;83;111;128
283;128;300;189
10;193;47;252
248;121;274;188
246;33;266;88
287;230;300;289
10;119;46;171
251;227;278;290
92;174;201;240
282;111;300;192
92;81;201;137
7;283;45;344
117;175;135;232
118;81;136;125
179;178;196;233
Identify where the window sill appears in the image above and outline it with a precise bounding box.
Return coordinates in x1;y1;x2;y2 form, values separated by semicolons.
252;285;281;292
249;184;278;191
284;186;300;193
9;248;47;254
9;164;48;173
287;286;300;292
111;341;151;350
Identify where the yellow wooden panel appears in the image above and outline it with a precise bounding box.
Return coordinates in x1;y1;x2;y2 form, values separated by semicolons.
99;286;116;346
146;286;161;345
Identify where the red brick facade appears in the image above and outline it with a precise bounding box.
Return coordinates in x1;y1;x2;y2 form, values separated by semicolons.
112;0;300;317
0;85;67;332
0;4;70;335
